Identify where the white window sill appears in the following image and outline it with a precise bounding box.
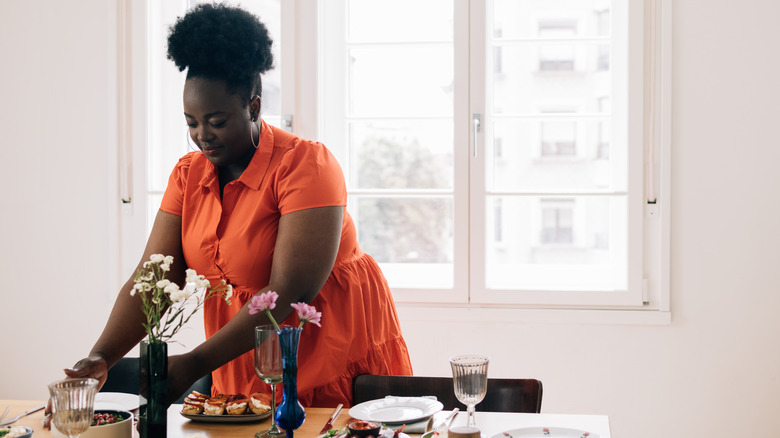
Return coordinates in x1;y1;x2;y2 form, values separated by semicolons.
395;303;671;326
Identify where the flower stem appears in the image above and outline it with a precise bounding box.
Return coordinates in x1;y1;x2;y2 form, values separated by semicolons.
265;309;281;331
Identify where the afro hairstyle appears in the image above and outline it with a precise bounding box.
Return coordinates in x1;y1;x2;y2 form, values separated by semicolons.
166;3;274;103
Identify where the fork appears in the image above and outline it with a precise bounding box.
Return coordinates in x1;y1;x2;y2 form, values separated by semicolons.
0;406;9;423
0;404;45;427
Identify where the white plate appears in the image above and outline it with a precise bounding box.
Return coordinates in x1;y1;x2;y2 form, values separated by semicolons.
180;410;271;423
349;397;443;424
95;392;140;412
489;427;599;438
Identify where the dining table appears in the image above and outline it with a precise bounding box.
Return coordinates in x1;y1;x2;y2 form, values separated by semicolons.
1;399;611;437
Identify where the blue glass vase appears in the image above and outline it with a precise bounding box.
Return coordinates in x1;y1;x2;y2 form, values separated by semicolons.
275;326;305;437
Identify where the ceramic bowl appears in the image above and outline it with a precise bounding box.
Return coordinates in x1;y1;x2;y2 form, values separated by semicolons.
347;420;382;437
0;426;34;438
51;410;132;438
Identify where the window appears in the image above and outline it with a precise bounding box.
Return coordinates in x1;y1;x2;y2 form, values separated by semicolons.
321;0;667;311
134;0;671;319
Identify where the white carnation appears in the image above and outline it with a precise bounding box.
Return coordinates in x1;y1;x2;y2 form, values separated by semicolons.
169;288;188;302
150;254;165;263
185;269;199;282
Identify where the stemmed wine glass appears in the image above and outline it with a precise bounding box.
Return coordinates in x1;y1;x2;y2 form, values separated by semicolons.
47;378;99;438
449;354;489;428
255;325;284;438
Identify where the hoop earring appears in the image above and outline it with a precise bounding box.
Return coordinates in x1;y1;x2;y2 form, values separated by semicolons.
250;118;260;149
186;129;199;152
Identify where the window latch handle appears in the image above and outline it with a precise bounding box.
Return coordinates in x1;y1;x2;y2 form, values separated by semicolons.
472;113;482;157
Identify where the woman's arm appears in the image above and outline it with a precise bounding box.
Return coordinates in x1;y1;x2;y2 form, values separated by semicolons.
44;210;186;426
63;210;186;384
171;205;343;396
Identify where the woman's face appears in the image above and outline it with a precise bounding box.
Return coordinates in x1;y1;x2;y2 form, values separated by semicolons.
183;77;257;168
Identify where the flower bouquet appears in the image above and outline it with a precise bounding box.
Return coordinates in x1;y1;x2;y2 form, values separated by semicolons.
131;254;232;437
131;254;233;343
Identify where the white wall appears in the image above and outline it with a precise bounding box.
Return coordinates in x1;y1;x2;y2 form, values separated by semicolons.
0;0;119;398
2;1;779;438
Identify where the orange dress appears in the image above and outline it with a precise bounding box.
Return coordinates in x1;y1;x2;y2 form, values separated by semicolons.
160;120;413;406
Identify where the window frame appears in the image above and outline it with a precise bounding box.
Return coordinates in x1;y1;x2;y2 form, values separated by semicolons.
125;0;672;325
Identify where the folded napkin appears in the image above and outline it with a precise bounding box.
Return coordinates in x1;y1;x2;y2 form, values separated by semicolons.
382;396;438;434
383;417;433;434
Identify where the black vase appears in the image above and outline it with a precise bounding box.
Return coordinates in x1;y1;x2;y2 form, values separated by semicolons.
139;340;168;437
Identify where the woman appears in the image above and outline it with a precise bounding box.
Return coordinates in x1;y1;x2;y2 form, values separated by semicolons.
57;3;412;407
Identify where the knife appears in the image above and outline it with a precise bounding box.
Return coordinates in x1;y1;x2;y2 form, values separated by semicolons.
0;404;46;427
319;403;344;433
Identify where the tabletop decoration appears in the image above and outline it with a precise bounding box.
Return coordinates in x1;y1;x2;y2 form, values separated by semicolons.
133;254;232;438
249;291;322;437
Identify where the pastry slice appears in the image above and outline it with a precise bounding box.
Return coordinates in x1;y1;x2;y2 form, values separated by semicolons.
249;392;272;414
203;397;226;415
181;399;204;415
226;398;248;415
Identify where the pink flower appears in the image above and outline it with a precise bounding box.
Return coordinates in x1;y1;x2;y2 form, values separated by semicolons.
291;302;322;327
249;290;279;315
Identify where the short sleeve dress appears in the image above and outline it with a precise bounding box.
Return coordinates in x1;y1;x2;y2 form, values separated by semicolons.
160;120;413;406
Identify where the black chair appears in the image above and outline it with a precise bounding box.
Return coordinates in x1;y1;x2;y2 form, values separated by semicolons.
353;375;543;413
101;357;213;404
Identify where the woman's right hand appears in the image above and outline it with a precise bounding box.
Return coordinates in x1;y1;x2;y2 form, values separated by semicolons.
63;356;110;385
43;356;109;429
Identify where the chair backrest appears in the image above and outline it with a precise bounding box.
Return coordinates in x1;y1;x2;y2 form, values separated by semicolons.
352;375;542;413
101;357;213;404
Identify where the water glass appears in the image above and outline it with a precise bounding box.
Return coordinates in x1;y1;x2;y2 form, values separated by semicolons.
449;354;489;428
255;325;284;437
48;378;99;438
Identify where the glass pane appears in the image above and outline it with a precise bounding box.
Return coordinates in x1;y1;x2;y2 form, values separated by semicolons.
241;0;282;122
492;0;612;39
491;43;611;115
147;2;190;194
349;47;453;117
353;197;453;264
485;195;626;290
348;0;452;43
488;119;615;192
349;121;453;190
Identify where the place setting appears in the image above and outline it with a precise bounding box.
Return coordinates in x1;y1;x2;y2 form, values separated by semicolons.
320;354;492;438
